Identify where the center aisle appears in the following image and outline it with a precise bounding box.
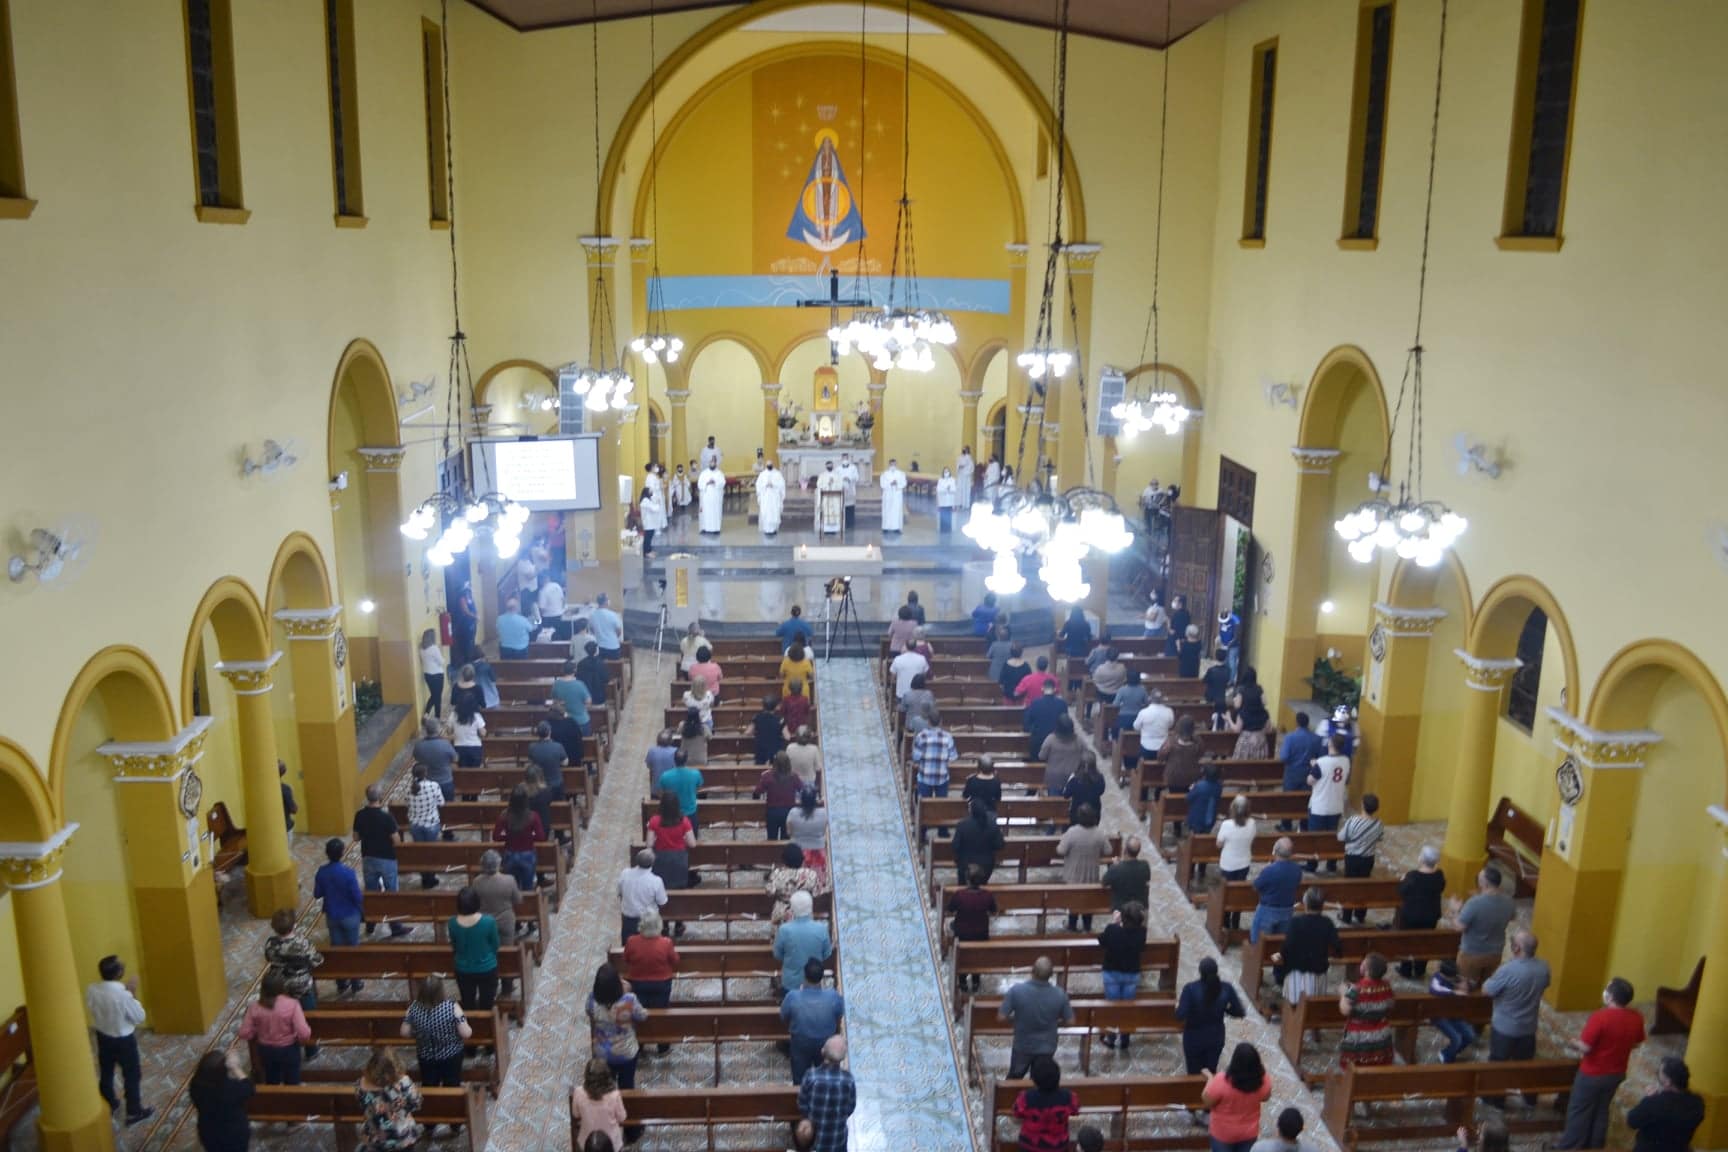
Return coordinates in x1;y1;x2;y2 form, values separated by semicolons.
813;659;976;1151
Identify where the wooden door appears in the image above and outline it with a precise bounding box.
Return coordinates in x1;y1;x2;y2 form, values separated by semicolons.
1170;505;1222;649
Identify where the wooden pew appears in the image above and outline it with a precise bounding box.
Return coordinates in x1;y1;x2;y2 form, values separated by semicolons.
611;1086;802;1150
479;732;607;773
1485;796;1543;897
915;796;1071;838
1239;927;1462;1003
245;1083;489;1150
266;1009;511;1087
451;765;596;824
661;889;833;939
985;1075;1209;1151
1202;877;1405;949
951;938;1180;1001
662;763;825;797
1117;728;1242;766
0;1009;37;1149
965;998;1178;1080
390;798;579;839
934;883;1118;943
606;943;837;1005
1151;790;1310;844
630;839;829;875
310;945;536;1021
1320;1059;1577;1148
902;730;1031;764
1279;993;1492;1081
1654;956;1704;1036
1173;829;1341;887
395;841;568;910
668;679;791;707
1134;758;1288;816
632;1006;790;1086
359;890;550;958
925;836;1123;895
486;702;614;739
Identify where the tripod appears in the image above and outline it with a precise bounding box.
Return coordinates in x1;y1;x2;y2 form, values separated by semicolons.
652;602;671;676
821;579;865;661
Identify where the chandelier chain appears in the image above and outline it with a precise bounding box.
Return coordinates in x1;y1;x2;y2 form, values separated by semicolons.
1021;0;1071;487
1137;0;1173;376
647;0;664;305
846;0;872;304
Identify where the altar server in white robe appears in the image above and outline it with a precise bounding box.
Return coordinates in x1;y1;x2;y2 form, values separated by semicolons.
814;461;846;535
755;462;786;535
936;468;958;535
639;485;666;557
983;456;1002;498
700;436;722;472
838;454;861;530
697;463;726;534
670;465;691;514
880;459;908;534
956;448;975;508
644;464;666;509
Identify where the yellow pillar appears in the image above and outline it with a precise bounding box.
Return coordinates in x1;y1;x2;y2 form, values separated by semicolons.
1528;716;1660;1007
98;721;227;1033
1;829;116;1152
570;410;625;605
866;372;887;476
1003;243;1031;469
215;654;299;916
1354;602;1447;822
959;389;982;459
1279;447;1343;708
762;382;783;467
1438;650;1522;898
274;606;361;836
353;446;416;707
1691;806;1728;1147
667;385;690;473
1057;243;1101;490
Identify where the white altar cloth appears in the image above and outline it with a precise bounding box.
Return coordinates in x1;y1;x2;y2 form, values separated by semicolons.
784;448;874;488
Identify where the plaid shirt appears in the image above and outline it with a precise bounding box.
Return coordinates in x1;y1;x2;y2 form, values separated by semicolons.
797;1063;856;1151
910;727;958;789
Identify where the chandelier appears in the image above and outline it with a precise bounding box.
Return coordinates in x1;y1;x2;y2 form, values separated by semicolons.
828;0;956;374
1112;0;1191;441
1018;0;1077;392
628;0;684;371
1335;0;1465;568
563;0;635;414
399;0;524;566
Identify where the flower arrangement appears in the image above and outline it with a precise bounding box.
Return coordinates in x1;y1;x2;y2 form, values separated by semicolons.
777;400;803;430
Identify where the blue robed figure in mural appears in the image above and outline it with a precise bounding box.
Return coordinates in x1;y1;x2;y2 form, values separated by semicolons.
787;130;866;253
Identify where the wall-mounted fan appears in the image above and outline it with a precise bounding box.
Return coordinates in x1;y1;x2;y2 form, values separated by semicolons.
1451;432;1504;479
9;524;92;584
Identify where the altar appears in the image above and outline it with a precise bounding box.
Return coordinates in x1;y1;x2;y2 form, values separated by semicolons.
782;447;873;488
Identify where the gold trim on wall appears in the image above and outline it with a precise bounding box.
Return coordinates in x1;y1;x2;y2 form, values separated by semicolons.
323;0;364;221
0;195;33;219
181;0;245;218
193;204;251;225
0;0;26;205
334;214;369;229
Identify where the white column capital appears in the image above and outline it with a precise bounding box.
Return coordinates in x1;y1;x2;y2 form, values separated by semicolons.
0;824;79;890
216;651;284;695
1454;649;1522;691
1291;446;1342;474
275;606;343;640
1372;602;1447;638
1546;708;1662;769
666;388;690;405
356;446;407;472
99;717;214;782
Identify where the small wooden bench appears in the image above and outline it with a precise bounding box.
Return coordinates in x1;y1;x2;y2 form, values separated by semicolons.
1653;956;1703;1036
310;945;535;1021
0;1009;38;1150
610;1085;803;1151
1240;927;1461;1004
607;942;838;1005
1279;993;1493;1081
986;1075;1210;1151
1173;829;1343;889
965;998;1178;1081
1202;876;1406;949
950;938;1180;1002
394;840;568;909
1320;1059;1576;1148
934;883;1118;944
1485;796;1543;898
263;1009;510;1088
245;1083;489;1151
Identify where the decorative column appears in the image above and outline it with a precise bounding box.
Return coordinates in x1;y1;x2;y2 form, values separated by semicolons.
274;607;361;836
1692;805;1728;1147
666;386;690;470
959;389;983;459
353;446;415;706
761;382;783;467
568;409;625;605
1278;446;1344;708
1003;242;1031;463
866;370;887;475
215;653;298;915
98;719;227;1032
1438;650;1523;898
1529;712;1661;1007
1056;242;1101;489
1;827;115;1152
1355;602;1448;822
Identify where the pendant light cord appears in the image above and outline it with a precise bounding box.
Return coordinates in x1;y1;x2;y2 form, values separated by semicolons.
438;0;486;494
846;0;871;304
646;0;664;324
587;0;619;373
1136;0;1173;376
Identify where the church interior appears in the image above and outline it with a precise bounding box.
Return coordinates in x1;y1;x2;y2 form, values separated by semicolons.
1;0;1726;1150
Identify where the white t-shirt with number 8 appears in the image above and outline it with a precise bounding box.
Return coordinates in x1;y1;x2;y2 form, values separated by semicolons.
1308;754;1351;816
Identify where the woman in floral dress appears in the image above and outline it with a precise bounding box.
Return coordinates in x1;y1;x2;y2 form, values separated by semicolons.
1339;952;1397;1068
356;1048;423;1151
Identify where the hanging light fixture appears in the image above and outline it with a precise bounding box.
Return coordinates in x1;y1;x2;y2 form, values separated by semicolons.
1335;0;1465;569
399;0;529;566
1112;0;1191;442
627;0;684;370
825;0;880;362
834;0;956;374
563;0;636;414
963;0;1132;603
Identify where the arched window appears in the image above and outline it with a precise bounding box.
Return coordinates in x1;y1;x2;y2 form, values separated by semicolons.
1505;607;1547;731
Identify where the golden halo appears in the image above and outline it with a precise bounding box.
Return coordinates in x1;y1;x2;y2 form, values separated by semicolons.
812;127;841;150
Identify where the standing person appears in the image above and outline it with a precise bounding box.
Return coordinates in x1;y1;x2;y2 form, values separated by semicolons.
1272;888;1342;1014
756;461;786;536
700;436;722;472
1428;959;1479;1063
355;1048;422;1152
689;646;725;698
753;700;791;767
1626;1058;1705;1152
697;458;726;534
983;454;1002;495
414;716;457;804
1202;1043;1272;1152
902;674;938;735
279;760;298;836
779;643;815;698
837;454;860;531
886;605;919;655
785;728;822;787
1217;607;1242;683
576;642;610;707
952;800;1005;888
1025;680;1070;764
526;722;569;807
787;787;830;884
420;628;446;717
354;786;411;937
1176;958;1246;1085
998;957;1075;1080
1166;594;1192;659
1277;713;1325;829
1103;836;1152;913
962;756;1003;813
405;765;444;888
996;644;1031;703
87;955;151;1124
1012;1056;1079;1152
238;971;311;1084
589;593;624;662
879;458;908;533
1144;592;1171;639
1097;903;1148;1049
1133;693;1178;774
1338;953;1397;1068
547;701;588;774
781;682;814;735
495;597;533;660
1396;846;1447;977
554;661;595;731
1250;839;1303;944
956;446;976;507
781;958;846;1085
1252;1109;1321;1152
1186;764;1223;843
314;838;365;991
622;911;679;1034
773;890;832;992
972;592;1001;638
776;605;815;651
452;582;478;666
189;1050;254;1152
448;886;501;1012
618;849;669;944
798;1036;857;1152
903;591;926;626
1555;977;1645;1150
678;622;710;676
264;908;323;1058
644;731;676;797
491;784;545;893
1062;753;1108;826
1057;806;1109;932
571;1059;629;1151
756;752;801;839
1229;685;1275;760
1091;648;1128;713
985;622;1014;685
1450;867;1516;986
1304;736;1350;872
470;849;521;946
935;468;958;533
639;485;665;558
910;713;959;802
1176;623;1204;679
400;976;470;1091
1213;796;1258;933
1110;669;1148;746
537;574;567;639
1336;794;1383;922
451;702;486;768
449;664;483;715
1481;931;1551;1109
947;864;999;984
767;844;825;928
659;743;705;829
647;792;695;906
588;963;649;1091
888;644;928;705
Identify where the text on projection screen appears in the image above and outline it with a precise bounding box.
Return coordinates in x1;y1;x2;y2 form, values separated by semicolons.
495;439;578;504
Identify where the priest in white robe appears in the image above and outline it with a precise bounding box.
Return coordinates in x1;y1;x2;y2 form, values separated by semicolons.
838;454;860;530
814;462;845;536
639;485;666;557
699;436;722;472
755;462;785;535
956;448;975;508
670;465;691;514
983;456;1002;500
697;464;726;534
936;468;958;534
880;458;908;533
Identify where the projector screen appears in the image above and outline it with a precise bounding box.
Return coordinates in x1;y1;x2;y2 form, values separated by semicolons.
471;436;602;512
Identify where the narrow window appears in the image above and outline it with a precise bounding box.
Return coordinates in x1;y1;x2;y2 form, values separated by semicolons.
1501;0;1583;248
183;0;246;221
1505;607;1547;732
422;18;449;227
0;0;31;218
1341;1;1394;247
1241;39;1278;245
325;0;364;224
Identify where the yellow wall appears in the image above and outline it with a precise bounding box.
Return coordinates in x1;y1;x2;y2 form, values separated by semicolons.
0;898;21;1014
688;339;771;460
1409;586;1469;822
1487;616;1567;826
59;700;140;986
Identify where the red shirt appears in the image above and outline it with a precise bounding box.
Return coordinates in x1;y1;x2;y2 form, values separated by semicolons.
1014;671;1057;706
647;815;691;853
780;694;813;733
1579;1005;1645;1077
622;934;679;982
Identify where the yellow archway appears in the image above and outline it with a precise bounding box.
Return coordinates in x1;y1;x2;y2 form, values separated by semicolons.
48;645;177;814
1588;638;1728;762
1387;549;1475;634
0;736;55;842
1466;573;1580;707
267;531;334;611
326;338;401;462
178;576;271;727
1122;361;1202;501
474;357;558;412
687;330;775;384
1296;344;1391;452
